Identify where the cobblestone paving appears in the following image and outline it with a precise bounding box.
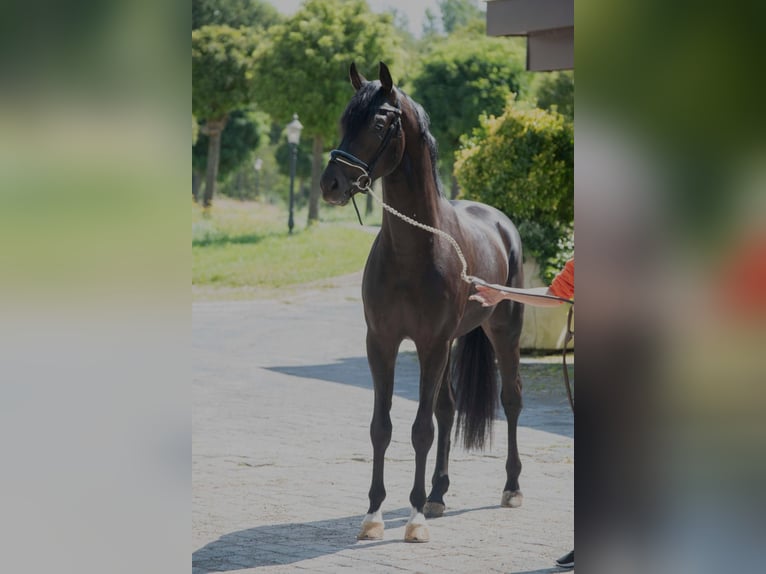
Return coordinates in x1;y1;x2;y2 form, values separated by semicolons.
193;273;573;573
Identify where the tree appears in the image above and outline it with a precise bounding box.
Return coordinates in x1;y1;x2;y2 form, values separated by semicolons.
532;71;574;120
411;33;527;197
439;0;484;34
192;0;281;31
385;8;418;54
192;25;258;207
454;98;573;282
422;0;484;36
254;0;399;225
192;109;268;201
422;8;440;36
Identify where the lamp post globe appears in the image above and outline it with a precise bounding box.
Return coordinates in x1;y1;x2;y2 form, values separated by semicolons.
285;114;303;234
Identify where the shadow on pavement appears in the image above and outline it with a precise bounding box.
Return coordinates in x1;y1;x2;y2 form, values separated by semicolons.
192;506;499;572
266;352;573;438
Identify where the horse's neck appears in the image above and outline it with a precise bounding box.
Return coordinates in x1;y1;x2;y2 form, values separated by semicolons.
380;148;447;240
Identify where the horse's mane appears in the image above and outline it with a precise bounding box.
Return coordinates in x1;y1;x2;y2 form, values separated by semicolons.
341;81;445;197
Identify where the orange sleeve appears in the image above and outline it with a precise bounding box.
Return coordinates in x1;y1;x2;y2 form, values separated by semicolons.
549;259;575;300
715;234;766;319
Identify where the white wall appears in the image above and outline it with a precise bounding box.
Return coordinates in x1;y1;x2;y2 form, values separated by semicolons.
519;259;573;351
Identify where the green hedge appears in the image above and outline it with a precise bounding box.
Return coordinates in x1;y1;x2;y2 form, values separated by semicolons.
454;98;573;283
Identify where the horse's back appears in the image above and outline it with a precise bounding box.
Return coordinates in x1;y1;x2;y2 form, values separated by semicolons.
451;199;523;283
451;199;517;239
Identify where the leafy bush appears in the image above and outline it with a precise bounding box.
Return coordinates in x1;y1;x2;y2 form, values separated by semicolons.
410;33;527;187
531;71;574;120
454;97;573;283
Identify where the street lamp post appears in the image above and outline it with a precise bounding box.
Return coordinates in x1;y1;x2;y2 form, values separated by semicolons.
253;157;263;197
285;114;303;234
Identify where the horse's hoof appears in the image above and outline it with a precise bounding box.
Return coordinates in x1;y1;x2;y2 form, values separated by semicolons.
501;489;524;508
423;501;445;518
357;521;384;540
357;511;384;540
404;508;429;542
404;522;430;543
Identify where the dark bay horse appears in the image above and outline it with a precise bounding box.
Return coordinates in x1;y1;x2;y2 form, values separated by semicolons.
320;62;525;543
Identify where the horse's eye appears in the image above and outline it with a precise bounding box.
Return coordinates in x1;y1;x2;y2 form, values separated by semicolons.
374;121;385;132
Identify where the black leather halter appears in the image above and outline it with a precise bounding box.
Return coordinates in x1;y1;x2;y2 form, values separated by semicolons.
328;101;402;192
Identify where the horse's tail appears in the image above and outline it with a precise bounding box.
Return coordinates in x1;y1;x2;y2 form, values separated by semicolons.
453;326;497;451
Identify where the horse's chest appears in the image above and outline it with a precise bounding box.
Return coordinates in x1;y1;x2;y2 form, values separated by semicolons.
363;264;460;336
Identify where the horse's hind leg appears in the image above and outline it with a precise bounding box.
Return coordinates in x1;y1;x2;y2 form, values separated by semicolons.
487;302;525;508
406;341;451;542
425;349;454;518
358;334;397;541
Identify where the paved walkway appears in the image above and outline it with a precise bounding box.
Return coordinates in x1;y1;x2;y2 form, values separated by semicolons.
193;272;573;573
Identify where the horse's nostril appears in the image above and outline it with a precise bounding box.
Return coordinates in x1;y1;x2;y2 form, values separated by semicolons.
330;178;339;191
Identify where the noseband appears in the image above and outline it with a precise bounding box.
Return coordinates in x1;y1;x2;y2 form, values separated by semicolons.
328;101;402;193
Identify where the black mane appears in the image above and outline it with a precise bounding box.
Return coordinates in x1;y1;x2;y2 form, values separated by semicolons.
341;81;445;197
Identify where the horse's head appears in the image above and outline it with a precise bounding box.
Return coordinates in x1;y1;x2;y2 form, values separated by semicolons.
320;62;406;206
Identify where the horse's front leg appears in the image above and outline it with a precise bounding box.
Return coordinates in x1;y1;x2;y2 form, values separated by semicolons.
358;333;397;541
406;340;450;543
424;345;454;518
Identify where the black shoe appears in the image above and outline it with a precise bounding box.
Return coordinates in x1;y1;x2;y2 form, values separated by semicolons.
555;549;574;569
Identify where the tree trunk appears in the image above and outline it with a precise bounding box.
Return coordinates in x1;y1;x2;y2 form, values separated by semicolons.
308;134;323;224
202;117;227;208
192;170;203;202
236;169;244;200
299;178;308;206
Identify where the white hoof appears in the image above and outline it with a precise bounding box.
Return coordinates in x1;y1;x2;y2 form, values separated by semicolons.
423;500;445;518
357;510;384;540
404;522;430;542
404;508;430;543
501;489;523;508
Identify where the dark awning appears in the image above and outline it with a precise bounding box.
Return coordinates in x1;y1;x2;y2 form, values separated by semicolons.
486;0;574;71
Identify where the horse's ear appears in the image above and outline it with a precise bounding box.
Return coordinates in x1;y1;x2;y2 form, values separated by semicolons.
349;62;367;91
379;61;394;94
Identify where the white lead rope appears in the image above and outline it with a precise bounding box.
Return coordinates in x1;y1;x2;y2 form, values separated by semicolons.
332;155;474;285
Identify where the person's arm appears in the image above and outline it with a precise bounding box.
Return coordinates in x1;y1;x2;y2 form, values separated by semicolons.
469;284;565;307
468;259;574;308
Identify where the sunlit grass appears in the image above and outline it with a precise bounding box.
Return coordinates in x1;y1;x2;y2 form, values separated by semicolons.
192;198;378;298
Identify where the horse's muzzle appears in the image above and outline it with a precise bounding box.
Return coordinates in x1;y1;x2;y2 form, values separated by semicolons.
320;164;353;206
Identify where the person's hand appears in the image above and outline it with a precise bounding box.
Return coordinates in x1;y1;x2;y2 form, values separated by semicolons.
469;284;508;307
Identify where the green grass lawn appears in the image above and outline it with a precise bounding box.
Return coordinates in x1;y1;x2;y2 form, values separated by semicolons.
193;198;379;299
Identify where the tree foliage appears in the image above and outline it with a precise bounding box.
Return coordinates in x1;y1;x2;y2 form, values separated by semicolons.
455;98;574;282
439;0;484;34
410;34;527;176
192;0;281;31
254;0;399;139
253;0;400;222
192;25;258;122
423;0;485;36
532;71;574;120
192;109;268;177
